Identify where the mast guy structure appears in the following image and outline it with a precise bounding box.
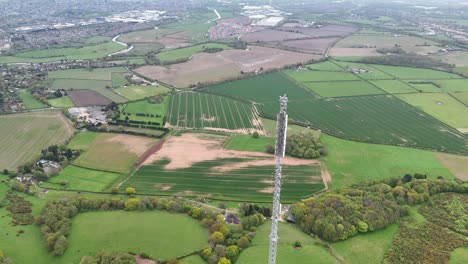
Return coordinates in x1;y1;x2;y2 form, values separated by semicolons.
268;95;288;264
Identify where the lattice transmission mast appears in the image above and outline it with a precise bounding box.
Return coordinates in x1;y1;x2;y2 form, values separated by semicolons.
268;95;288;264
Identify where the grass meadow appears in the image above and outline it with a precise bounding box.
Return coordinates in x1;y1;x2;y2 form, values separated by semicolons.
47;165;122;192
452;91;468;105
17;89;46;109
114;85;171;101
397;93;468;130
237;222;337;264
369;80;417;93
449;247;468;264
47;96;75;108
0;111;74;170
321;134;455;189
224;134;275;152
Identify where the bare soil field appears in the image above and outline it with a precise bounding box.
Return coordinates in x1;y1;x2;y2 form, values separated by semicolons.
67;90;113;106
434;153;468;180
157;31;192;49
143;133;319;170
280;37;340;54
135;46;320;87
278;25;358;38
241;29;309;42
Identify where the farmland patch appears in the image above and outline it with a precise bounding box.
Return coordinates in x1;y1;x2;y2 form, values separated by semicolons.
51;79;127;103
114;85;171;101
280;37;339;54
67;90;113;106
302;81;385;97
48;165;122;192
370;80;418;94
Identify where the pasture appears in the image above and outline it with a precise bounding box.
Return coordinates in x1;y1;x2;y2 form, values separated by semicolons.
66;211;208;261
396;93;468;130
0;41;123;63
302;81;384;97
237;222;337;264
48;165;122;192
284;69;360;82
119;99;168;127
121;133;324;202
114;84;171;101
452;91;468;105
155;43;231;64
435;79;468;92
167;92;262;132
17;89;46;109
372;65;461;79
224;134;275;152
321;134;455;189
71;132;158;173
369;80;417;94
47;96;75;108
449;247;468;264
0;111;74;170
333;61;394;79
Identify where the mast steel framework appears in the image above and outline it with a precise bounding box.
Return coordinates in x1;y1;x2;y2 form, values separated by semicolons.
268;95;288;264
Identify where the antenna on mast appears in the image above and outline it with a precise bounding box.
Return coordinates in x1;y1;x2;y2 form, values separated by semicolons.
268;94;288;264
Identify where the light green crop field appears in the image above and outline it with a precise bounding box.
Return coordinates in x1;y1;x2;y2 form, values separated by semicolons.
397;93;468;130
51;79;127;103
303;81;385;97
72;132;158;173
68;131;99;150
405;81;444;93
331;224;399;264
156;43;231;64
452;92;468;105
435;79;468;92
0;42;123;63
47;96;75;108
48;165;122;192
224;134;275;152
454;66;468;76
114;85;171;101
321;134;455;189
284;69;360;82
333;61;394;79
48;67;127;80
111;72;130;87
449;247;468;264
370;80;418;94
17;89;46;109
0;111;74;170
372;65;461;79
119;99;168;126
237;222;337;264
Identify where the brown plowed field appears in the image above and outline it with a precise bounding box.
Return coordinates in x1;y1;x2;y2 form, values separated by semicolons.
67;90;112;106
279;25;358;37
241;29;309;42
281;37;340;54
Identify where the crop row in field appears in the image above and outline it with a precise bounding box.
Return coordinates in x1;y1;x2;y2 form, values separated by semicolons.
122;159;324;202
167;92;262;132
0;111;74;170
302;81;384;97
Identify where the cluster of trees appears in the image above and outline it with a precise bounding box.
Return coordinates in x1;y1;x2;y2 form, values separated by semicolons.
376;46;406;54
239;203;271;218
4;194;34;225
80;251;135;264
358;53;453;70
290;175;467;242
133;113;162;118
36;196;264;263
267;131;327;159
203;47;224;53
40;145;80;164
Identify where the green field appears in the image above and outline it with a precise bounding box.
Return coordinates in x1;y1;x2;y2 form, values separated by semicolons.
47;96;75;108
237;222;337;264
452;92;468;105
331;224;399;264
404;81;444;93
321;134;455;188
335;33;438;48
372;65;461;79
119;99;168;126
0;41;123;63
114;85;171;101
181;255;206;264
0;111;74;170
454;66;468;76
306;61;344;71
122;159;324;202
156;43;231;64
206;72;468;154
334;61;394;80
224;134;275;152
48;67;127;80
47;165;122;192
167;92;262;131
397;93;468;130
435;79;468;92
449;247;468;264
370;80;417;93
302;81;384;97
51;79;127;103
284;69;360;82
71;132;157;173
68;131;99;150
17;89;46;109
